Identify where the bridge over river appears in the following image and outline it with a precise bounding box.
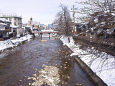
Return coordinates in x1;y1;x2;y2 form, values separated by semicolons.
0;37;96;86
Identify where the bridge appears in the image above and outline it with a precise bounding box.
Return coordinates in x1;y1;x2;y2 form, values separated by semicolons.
32;30;58;39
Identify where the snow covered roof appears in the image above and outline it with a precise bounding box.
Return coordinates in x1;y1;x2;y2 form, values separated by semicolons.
0;18;5;21
25;25;31;28
0;18;11;23
0;23;7;26
41;29;54;32
0;15;22;19
10;25;19;28
106;28;115;34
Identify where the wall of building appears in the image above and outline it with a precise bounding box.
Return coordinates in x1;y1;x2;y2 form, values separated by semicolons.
0;16;23;37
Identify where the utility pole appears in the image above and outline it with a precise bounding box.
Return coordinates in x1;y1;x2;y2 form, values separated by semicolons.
71;4;76;33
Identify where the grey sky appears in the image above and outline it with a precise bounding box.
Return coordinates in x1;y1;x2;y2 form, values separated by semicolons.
0;0;77;24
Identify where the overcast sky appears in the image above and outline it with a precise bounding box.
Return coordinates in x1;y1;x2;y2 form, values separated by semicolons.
0;0;78;25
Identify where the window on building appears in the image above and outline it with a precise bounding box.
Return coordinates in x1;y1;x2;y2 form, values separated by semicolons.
14;18;16;20
9;18;11;21
14;22;16;26
5;18;8;20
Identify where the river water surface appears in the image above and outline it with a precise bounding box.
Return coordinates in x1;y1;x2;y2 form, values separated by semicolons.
0;37;95;86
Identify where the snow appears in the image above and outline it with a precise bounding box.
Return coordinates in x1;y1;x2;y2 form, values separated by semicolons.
0;40;14;51
111;13;115;16
29;64;60;86
0;34;32;52
94;18;98;23
41;29;54;32
106;28;115;34
10;25;19;28
60;36;115;86
41;29;58;33
0;23;7;26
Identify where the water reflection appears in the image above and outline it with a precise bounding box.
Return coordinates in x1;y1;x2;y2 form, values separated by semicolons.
57;46;95;86
57;47;75;85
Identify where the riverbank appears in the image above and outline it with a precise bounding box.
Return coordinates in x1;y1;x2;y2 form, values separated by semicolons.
0;34;33;53
73;35;115;56
60;36;115;86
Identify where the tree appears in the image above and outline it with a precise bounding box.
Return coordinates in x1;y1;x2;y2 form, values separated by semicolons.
30;17;33;21
54;5;73;36
75;0;115;23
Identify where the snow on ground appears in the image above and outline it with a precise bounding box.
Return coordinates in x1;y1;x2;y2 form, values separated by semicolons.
0;34;32;52
41;29;54;32
40;34;57;38
28;64;60;86
60;36;115;86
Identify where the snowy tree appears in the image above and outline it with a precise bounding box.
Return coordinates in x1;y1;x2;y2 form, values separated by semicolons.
75;0;115;23
54;5;73;37
76;0;115;15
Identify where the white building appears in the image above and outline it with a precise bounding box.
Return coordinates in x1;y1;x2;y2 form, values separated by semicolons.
0;15;22;37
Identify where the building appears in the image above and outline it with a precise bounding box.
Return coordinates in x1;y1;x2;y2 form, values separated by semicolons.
0;19;11;40
0;15;22;37
48;24;56;29
28;18;40;31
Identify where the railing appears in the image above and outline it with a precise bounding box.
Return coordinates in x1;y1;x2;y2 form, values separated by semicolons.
32;31;58;39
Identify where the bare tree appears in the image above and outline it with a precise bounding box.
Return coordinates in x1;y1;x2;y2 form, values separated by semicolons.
77;0;115;14
75;0;115;23
54;5;73;37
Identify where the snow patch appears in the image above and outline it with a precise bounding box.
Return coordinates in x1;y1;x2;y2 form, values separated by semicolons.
28;65;60;86
0;34;32;52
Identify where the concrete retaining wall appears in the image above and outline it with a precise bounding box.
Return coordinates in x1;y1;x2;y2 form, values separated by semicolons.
73;56;107;86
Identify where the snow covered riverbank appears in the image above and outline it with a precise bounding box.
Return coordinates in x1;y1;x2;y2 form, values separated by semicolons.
0;34;33;52
60;36;115;86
